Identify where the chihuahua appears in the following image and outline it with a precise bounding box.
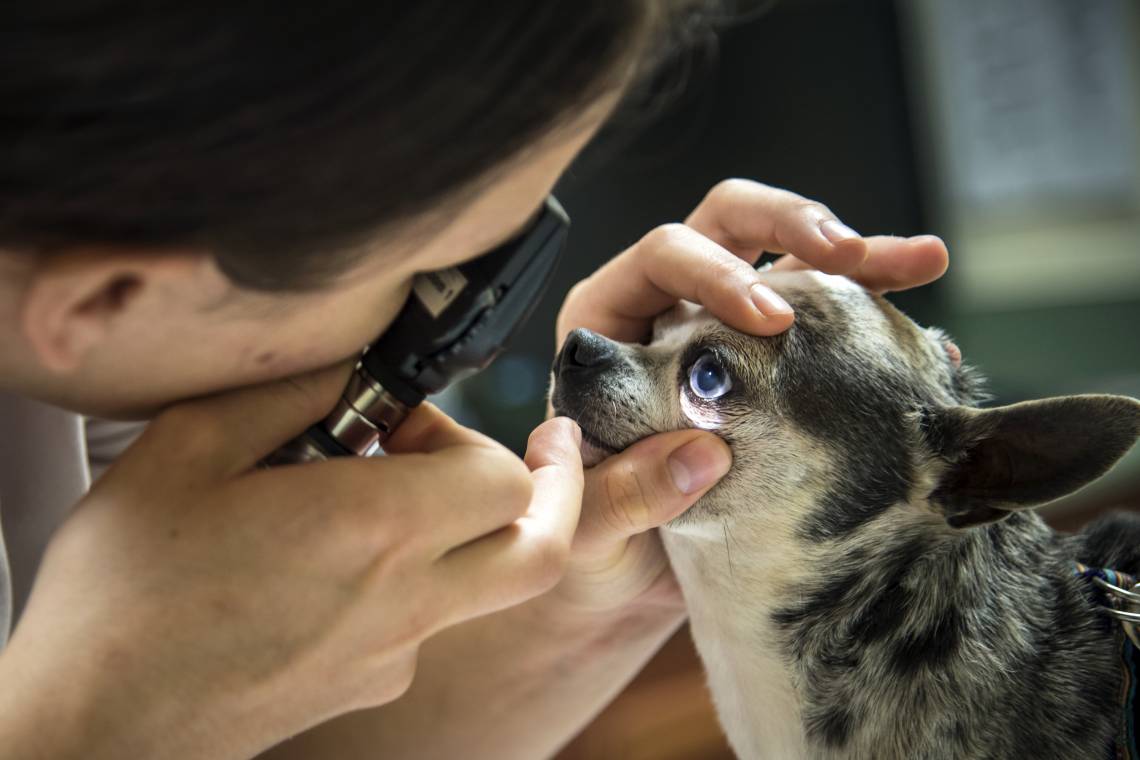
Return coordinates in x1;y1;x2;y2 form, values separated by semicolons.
551;271;1140;760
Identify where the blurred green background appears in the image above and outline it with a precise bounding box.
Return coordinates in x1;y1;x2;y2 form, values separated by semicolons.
438;0;1140;513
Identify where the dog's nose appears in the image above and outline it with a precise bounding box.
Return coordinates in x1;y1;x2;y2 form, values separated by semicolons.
558;328;617;374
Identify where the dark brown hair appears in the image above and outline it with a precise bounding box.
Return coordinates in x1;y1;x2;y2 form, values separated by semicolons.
0;2;676;289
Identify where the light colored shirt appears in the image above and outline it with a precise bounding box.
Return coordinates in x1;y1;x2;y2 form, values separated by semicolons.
0;393;142;647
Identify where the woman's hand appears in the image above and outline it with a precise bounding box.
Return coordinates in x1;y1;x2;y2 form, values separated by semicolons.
548;178;949;616
0;365;583;760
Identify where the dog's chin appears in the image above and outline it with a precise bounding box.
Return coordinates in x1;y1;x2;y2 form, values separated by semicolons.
551;407;616;468
579;433;614;468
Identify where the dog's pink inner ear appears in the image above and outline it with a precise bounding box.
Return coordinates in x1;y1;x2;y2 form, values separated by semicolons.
944;340;962;368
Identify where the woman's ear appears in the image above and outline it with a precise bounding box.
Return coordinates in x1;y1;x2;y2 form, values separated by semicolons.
921;395;1140;529
19;248;202;373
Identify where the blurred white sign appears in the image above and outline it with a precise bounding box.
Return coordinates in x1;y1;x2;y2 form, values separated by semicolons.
919;0;1138;210
905;0;1140;309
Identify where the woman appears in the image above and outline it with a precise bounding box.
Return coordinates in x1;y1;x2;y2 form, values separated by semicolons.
0;2;947;757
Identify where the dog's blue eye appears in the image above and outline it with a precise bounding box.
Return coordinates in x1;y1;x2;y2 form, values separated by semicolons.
688;353;732;400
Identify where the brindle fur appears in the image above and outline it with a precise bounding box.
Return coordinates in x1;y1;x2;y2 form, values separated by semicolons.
551;271;1140;760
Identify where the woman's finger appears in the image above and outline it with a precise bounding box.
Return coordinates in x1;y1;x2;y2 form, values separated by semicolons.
684;178;868;273
575;429;731;556
381;401;502;455
135;360;354;481
432;417;584;620
771;234;949;293
556;223;794;344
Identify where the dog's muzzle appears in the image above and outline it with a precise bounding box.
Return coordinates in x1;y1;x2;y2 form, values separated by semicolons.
551;328;621;411
551;328;625;459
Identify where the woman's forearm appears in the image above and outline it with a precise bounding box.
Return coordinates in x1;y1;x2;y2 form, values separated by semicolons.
260;597;685;760
0;635;246;760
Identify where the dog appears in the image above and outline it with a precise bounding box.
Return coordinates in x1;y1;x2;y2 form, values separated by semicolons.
551;270;1140;760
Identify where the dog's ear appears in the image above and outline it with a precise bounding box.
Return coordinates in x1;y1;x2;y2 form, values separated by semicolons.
921;395;1140;529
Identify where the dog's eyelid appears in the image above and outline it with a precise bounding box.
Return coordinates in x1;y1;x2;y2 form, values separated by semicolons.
683;342;725;368
704;344;742;375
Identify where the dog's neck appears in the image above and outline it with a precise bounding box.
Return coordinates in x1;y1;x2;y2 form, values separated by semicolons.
662;503;1121;760
662;515;812;760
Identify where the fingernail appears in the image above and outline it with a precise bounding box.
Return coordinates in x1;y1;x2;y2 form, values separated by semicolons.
750;282;793;316
820;219;860;244
668;437;732;495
